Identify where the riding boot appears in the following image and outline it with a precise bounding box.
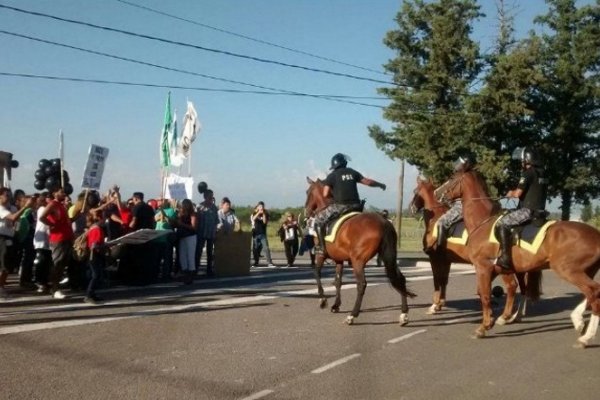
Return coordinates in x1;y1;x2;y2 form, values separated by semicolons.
496;226;513;270
436;225;448;251
314;223;326;256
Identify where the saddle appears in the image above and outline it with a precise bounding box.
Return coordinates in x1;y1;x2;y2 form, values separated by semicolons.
490;212;556;254
324;211;361;242
432;220;469;245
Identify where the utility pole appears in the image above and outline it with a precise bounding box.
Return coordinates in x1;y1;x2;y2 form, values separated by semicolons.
396;160;405;248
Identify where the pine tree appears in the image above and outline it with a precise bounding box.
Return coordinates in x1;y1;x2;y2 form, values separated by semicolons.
369;0;483;184
580;202;593;222
532;0;600;220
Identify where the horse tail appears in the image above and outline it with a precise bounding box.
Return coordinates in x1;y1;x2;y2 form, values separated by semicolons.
381;221;417;298
524;271;543;302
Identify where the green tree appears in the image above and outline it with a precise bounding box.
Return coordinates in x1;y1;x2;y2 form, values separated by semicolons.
580;202;593;222
369;0;484;184
533;0;600;220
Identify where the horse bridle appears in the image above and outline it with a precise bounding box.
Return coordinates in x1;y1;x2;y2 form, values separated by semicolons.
437;173;465;204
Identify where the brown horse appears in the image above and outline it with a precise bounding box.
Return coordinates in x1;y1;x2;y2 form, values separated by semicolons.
408;176;541;323
305;177;416;325
438;170;600;347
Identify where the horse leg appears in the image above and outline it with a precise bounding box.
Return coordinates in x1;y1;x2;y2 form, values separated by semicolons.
474;265;495;338
331;262;344;313
497;274;519;325
427;257;450;315
551;264;600;348
570;299;587;334
346;263;367;325
314;256;327;309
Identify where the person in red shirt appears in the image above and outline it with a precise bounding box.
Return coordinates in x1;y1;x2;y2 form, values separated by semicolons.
40;187;76;299
85;210;105;304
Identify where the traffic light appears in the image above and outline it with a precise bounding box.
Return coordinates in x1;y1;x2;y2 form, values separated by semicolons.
0;151;19;187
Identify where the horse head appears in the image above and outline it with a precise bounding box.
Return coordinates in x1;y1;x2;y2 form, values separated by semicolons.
305;177;331;218
409;175;438;214
435;172;465;204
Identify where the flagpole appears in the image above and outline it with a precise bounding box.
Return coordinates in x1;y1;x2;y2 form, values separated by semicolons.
59;129;65;188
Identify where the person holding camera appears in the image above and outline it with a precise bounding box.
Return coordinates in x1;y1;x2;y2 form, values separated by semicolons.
251;201;276;268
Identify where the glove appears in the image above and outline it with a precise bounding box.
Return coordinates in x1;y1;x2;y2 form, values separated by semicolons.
380;183;387;191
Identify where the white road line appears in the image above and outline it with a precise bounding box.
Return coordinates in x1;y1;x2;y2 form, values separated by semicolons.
239;389;274;400
0;265;476;335
387;329;427;344
311;353;361;374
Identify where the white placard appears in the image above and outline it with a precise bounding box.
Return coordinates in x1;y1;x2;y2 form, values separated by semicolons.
164;173;194;200
81;145;109;190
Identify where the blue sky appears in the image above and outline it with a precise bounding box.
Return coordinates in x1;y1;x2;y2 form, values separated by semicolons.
0;0;584;210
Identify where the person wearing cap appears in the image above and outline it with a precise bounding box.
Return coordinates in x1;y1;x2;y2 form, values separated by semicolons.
280;211;301;268
313;153;387;256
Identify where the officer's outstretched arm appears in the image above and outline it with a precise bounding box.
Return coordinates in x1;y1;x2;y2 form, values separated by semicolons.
360;178;386;191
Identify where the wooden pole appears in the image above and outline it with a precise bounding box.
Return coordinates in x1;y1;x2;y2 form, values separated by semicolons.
396;160;405;248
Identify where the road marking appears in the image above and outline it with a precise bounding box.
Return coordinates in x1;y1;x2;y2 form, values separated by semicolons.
239;389;274;400
311;353;361;374
387;329;427;344
0;264;476;335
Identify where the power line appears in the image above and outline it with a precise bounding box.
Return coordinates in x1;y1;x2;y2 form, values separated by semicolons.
0;71;386;109
0;30;386;103
115;0;387;76
0;3;394;86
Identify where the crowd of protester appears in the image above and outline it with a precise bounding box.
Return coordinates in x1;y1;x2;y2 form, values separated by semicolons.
0;183;246;303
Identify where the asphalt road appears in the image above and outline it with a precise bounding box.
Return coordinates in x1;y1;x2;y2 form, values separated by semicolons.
1;254;599;400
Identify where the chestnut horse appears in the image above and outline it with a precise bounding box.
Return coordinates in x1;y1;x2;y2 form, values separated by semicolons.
305;177;416;325
438;170;600;348
408;177;541;323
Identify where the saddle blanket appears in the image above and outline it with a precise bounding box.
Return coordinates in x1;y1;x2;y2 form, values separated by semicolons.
489;217;556;254
432;220;469;245
325;212;361;242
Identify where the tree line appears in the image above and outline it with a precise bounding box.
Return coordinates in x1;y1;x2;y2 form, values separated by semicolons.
369;0;599;220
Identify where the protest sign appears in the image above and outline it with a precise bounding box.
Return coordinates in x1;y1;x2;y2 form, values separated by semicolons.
81;145;109;190
164;173;194;200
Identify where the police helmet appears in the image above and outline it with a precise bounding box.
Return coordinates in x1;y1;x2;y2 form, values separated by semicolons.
512;147;541;166
330;153;348;170
453;152;476;172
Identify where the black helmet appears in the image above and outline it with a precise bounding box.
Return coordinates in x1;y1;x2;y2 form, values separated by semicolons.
330;153;348;170
453;152;476;172
512;147;541;166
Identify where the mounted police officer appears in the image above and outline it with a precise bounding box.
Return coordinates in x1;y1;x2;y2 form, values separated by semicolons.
496;147;548;270
313;153;387;255
430;152;477;253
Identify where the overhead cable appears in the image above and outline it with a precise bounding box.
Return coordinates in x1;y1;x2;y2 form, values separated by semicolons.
0;72;386;108
0;3;394;85
115;0;387;76
0;30;386;102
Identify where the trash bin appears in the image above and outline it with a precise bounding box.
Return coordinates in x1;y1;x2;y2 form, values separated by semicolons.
213;230;252;277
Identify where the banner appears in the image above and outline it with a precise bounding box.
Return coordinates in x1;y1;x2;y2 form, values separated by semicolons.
164;173;194;201
160;92;173;168
81;145;109;190
106;229;171;246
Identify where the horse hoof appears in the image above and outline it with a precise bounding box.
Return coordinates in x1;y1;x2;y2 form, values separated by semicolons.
496;316;507;326
573;339;587;349
319;298;327;309
345;316;354;325
399;313;409;326
331;306;339;313
473;328;486;339
426;304;438;315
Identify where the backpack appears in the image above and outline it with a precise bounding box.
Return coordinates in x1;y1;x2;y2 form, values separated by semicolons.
72;230;90;261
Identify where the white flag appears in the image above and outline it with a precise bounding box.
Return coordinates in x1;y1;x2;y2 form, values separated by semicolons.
178;101;200;159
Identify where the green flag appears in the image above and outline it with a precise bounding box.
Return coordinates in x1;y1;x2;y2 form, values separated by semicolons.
160;92;172;168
